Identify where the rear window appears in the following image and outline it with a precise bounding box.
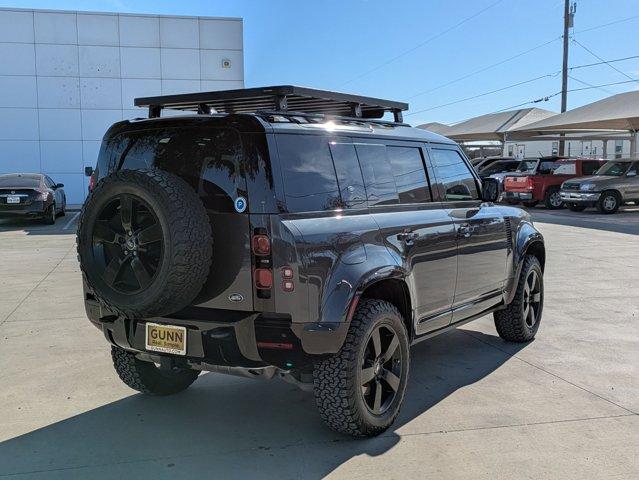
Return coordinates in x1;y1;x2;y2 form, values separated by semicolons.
480;160;519;174
117;127;243;211
0;174;40;188
277;134;340;212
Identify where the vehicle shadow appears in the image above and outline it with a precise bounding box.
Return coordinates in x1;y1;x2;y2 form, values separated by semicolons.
0;329;527;479
0;212;80;236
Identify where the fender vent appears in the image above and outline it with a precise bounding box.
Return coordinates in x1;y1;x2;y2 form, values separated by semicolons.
504;218;513;251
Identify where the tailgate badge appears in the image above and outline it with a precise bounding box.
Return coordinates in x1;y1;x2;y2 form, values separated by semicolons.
234;196;247;213
229;293;244;303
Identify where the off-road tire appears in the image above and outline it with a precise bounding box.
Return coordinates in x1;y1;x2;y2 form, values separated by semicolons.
596;190;621;214
313;299;410;437
567;204;586;212
77;169;212;318
111;346;199;395
544;187;563;209
494;255;543;343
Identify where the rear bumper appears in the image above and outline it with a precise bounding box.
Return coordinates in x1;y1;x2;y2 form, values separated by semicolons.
85;299;348;370
502;191;534;201
559;191;600;204
0;200;45;218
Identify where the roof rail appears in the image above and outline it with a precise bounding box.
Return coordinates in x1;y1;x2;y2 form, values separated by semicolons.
134;85;408;123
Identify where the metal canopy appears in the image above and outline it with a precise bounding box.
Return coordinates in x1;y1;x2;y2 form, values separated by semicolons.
134;85;408;122
416;122;450;135
511;91;639;135
434;107;557;142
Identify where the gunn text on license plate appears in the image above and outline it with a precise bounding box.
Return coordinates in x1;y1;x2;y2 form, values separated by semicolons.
145;323;187;356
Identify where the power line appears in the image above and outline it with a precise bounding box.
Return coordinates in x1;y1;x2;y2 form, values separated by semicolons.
338;0;504;87
568;74;614;95
405;72;560;116
569;54;639;71
573;13;639;34
572;38;639;83
405;36;562;100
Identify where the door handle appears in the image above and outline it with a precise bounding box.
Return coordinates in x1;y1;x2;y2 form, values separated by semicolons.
397;230;419;244
457;224;474;238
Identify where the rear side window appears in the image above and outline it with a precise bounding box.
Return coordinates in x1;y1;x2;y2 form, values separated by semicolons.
328;142;367;208
430;148;479;201
355;144;399;206
386;146;431;203
276;134;340;212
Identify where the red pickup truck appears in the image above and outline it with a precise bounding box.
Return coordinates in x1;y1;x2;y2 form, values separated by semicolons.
503;157;605;209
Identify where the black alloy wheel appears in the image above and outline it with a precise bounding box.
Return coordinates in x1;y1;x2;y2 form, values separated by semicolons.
92;193;163;294
360;324;403;415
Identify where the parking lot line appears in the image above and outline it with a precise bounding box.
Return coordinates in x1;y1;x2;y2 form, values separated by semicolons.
63;211;81;231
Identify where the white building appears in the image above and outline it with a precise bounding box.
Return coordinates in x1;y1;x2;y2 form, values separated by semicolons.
0;8;244;204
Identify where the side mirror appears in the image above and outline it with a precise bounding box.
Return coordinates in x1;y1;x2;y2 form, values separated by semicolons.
84;166;94;177
55;183;64;189
481;178;499;202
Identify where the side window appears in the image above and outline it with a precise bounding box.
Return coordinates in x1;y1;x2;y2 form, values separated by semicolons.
44;176;55;188
354;144;399;206
328;142;366;208
629;162;639;175
277;134;340;212
582;161;601;176
386;146;431;203
429;148;479;201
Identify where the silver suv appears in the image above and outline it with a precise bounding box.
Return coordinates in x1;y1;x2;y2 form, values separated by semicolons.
560;159;639;213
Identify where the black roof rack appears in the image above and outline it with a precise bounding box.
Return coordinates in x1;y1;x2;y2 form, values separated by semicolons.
134;85;408;123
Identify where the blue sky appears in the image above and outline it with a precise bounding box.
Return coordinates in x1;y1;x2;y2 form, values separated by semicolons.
3;0;639;126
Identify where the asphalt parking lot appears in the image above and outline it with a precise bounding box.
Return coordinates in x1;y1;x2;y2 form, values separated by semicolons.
0;207;638;479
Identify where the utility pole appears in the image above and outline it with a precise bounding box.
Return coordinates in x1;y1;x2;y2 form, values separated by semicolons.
559;0;576;155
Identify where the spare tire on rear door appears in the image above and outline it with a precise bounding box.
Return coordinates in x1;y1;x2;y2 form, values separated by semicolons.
77;169;212;318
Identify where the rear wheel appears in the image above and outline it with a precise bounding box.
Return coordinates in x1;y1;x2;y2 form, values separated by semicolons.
567;204;586;212
597;190;620;214
494;255;543;343
111;346;199;395
313;299;409;437
43;203;56;224
544;188;563;209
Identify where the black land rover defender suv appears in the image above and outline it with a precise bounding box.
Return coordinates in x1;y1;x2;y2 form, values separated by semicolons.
77;86;545;437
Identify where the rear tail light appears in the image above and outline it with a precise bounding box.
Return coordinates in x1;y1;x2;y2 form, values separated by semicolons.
88;173;97;192
254;268;273;290
35;189;49;201
526;177;534;190
252;234;271;256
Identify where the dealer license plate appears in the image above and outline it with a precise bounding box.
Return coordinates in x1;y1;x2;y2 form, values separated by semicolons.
145;323;187;355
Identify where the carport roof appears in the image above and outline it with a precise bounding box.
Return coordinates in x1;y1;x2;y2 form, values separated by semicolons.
512;91;639;134
416;122;450;135
434;108;557;142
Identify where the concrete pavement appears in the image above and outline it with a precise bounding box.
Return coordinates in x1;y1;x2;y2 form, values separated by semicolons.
0;210;637;479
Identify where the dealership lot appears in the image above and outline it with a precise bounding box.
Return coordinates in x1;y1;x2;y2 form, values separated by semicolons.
0;208;637;479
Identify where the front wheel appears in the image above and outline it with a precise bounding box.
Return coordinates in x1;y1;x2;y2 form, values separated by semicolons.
597;191;620;214
494;255;543;343
313;299;410;437
111;346;199;395
544;188;563;209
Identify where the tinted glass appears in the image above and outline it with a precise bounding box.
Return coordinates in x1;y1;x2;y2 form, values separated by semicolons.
596;161;631;176
582;161;601;176
538;161;559;174
480;160;520;174
0;174;40;188
430;149;479;201
277;134;340;212
329;142;366;208
516;160;538;173
386;146;430;203
355;144;399;206
118;127;243;211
